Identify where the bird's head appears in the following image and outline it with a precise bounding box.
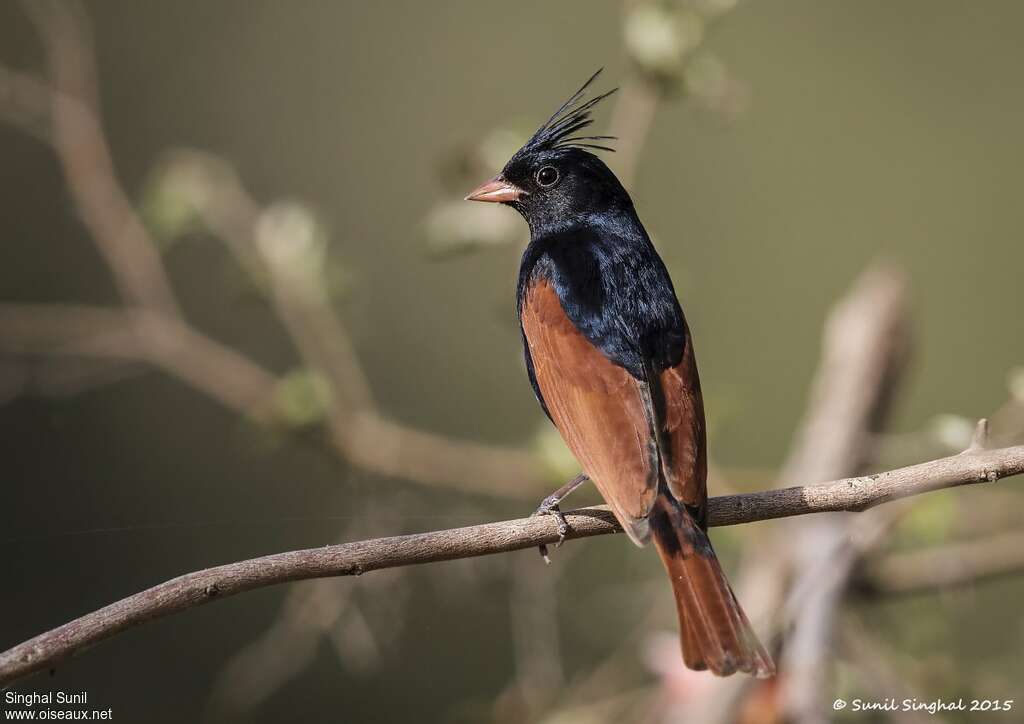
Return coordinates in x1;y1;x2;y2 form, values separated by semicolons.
465;70;630;233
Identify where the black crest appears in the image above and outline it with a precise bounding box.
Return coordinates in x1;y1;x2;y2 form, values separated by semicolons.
523;69;618;154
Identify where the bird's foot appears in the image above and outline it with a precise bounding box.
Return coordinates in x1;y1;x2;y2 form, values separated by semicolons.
532;496;570;564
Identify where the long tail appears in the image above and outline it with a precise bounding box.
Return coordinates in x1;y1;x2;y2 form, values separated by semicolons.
649;493;775;678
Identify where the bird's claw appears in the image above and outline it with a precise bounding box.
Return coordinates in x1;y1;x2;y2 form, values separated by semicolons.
532;497;570;562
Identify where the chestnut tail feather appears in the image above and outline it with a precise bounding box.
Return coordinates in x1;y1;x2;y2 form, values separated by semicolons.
649;494;775;678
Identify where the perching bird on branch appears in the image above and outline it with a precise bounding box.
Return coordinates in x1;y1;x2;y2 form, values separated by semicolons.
466;70;774;678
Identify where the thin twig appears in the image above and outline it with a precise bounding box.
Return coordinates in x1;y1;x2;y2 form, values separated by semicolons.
1;443;1021;687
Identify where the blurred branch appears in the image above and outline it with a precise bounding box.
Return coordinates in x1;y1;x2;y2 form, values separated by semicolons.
839;619;947;724
859;529;1024;596
0;3;548;498
679;265;911;724
2;443;1023;687
780;266;910;486
494;547;575;721
207;505;411;717
21;0;180;317
607;73;661;188
0;303;545;496
0;65;51;142
611;0;746;188
0;304;279;420
778;265;911;724
207;578;356;716
163;153;375;411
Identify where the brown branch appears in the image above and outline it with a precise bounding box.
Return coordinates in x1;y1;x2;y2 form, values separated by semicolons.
2;443;1022;687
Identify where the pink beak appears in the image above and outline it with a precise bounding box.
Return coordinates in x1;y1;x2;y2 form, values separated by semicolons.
464;176;526;203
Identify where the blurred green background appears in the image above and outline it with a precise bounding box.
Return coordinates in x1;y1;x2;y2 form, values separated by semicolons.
2;1;1023;722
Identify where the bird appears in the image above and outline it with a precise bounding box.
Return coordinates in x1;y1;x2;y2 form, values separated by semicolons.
465;69;774;678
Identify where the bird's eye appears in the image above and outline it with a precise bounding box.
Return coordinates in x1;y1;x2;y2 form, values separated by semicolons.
536;166;559;187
